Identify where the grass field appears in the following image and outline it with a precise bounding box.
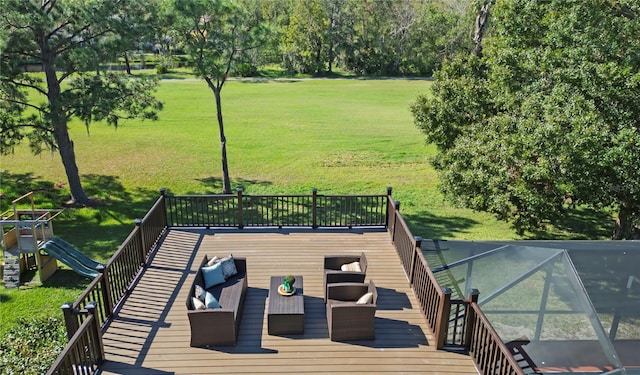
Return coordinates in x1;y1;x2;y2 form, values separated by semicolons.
0;77;612;336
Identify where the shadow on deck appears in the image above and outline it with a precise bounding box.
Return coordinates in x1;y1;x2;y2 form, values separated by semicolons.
98;228;478;374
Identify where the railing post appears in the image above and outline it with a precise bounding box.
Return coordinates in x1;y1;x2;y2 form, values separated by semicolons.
391;200;400;242
237;188;244;229
436;287;452;350
409;236;422;284
385;187;393;228
464;289;480;351
86;301;106;365
312;188;318;229
96;264;113;316
134;218;146;265
159;187;168;227
61;302;80;340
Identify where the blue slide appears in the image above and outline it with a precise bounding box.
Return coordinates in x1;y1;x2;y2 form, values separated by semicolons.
39;237;104;279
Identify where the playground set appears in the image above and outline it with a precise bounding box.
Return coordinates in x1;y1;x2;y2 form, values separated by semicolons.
1;192;102;289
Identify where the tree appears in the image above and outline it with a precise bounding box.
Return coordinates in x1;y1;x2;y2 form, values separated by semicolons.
114;0;163;75
1;0;162;205
174;0;268;194
411;0;640;239
282;0;327;74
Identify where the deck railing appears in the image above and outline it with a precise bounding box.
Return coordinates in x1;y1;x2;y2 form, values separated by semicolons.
47;303;104;375
386;197;525;374
165;188;389;228
468;302;526;375
48;195;167;375
48;188;524;375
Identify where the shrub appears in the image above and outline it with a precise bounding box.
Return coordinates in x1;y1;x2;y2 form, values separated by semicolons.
156;64;169;74
0;317;67;375
233;63;258;77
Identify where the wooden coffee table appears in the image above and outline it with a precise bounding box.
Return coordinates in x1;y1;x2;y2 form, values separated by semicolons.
268;275;304;335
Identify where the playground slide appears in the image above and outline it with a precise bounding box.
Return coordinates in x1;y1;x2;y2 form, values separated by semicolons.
39;237;103;279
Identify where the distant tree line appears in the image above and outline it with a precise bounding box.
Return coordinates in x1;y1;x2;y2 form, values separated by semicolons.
137;0;477;77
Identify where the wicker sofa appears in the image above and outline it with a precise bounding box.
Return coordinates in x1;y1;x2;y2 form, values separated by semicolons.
185;255;248;347
326;281;377;341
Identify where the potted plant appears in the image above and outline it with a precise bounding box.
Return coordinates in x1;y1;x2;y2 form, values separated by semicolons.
283;275;296;293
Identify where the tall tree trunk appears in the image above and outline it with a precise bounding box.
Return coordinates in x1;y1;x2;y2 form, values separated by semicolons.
613;202;638;240
211;85;231;194
124;51;132;75
41;40;90;205
474;1;490;57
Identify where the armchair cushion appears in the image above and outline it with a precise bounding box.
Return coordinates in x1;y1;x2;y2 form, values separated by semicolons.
356;292;374;304
341;261;362;272
324;252;368;302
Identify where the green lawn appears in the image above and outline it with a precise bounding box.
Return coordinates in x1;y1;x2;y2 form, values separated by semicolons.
0;77;611;336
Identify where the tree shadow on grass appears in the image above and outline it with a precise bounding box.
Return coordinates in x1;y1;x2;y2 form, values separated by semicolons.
190;176;273;195
0;171;63;211
401;210;480;240
0;171;162;263
526;207;614;240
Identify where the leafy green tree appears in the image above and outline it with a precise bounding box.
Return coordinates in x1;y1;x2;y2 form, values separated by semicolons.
282;0;327;74
0;0;162;205
411;0;640;239
174;0;268;194
240;0;291;69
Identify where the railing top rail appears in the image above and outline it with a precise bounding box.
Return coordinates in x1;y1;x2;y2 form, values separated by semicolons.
414;236;447;298
166;193;388;198
165;193;236;199
139;196;165;226
72;274;103;309
314;193;387;198
105;226;140;268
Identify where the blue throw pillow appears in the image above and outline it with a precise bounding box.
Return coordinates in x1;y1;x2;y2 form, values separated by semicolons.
201;262;225;289
205;291;221;308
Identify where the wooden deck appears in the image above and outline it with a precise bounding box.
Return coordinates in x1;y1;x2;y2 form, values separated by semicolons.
99;228;478;374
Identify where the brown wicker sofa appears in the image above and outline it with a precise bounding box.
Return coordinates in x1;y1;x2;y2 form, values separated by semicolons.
323;252;368;302
326;281;377;341
185;255;248;347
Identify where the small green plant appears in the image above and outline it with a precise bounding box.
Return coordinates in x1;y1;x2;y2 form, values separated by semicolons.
284;275;295;287
283;275;296;292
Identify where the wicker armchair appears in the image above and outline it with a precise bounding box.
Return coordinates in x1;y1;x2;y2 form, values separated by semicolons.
323;252;368;302
326;281;377;341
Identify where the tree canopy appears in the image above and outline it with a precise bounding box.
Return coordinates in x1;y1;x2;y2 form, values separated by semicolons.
411;0;640;239
1;0;163;204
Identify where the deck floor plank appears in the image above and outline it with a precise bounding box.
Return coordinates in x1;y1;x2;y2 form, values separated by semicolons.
99;228;478;374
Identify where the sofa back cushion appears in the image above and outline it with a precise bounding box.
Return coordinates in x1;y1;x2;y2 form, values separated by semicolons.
202;262;226;289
